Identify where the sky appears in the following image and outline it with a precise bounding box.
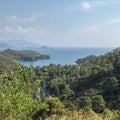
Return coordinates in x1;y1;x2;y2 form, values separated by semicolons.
0;0;120;47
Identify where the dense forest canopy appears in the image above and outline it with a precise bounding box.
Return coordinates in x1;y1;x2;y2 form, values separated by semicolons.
1;48;120;119
0;49;50;61
0;49;50;72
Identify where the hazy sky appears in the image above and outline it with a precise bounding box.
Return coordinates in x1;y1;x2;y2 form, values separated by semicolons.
0;0;120;47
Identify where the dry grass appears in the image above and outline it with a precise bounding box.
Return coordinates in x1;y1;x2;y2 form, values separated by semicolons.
45;109;120;120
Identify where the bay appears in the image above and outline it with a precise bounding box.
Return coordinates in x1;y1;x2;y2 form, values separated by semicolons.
20;47;114;67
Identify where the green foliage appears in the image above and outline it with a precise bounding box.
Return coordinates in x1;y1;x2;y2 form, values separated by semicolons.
103;77;118;99
0;63;66;120
33;48;120;112
48;77;74;99
63;100;76;111
2;47;120;119
92;95;106;113
44;97;65;117
0;53;16;72
32;97;65;119
79;96;92;109
0;63;42;119
0;48;50;62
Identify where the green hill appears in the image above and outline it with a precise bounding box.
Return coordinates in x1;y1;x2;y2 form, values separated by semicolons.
34;48;120;111
1;47;120;119
0;49;50;61
0;49;50;72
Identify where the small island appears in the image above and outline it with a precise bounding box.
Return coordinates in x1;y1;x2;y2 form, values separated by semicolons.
0;49;50;61
40;45;49;49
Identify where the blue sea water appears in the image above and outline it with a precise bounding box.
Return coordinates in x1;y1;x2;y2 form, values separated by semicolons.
20;47;114;67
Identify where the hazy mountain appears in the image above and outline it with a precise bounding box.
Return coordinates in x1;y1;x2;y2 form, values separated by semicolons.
0;40;42;50
0;43;13;50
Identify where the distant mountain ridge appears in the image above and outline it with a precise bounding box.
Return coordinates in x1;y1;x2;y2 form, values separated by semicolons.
0;40;48;50
0;43;12;50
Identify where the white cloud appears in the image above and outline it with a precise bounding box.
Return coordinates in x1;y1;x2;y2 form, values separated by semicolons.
4;26;13;32
5;12;43;23
82;18;120;33
16;26;47;35
0;27;13;33
93;1;106;7
5;14;37;23
0;26;47;40
81;1;90;10
80;1;106;11
111;19;120;23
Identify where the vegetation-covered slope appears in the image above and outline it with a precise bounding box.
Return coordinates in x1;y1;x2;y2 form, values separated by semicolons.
0;49;50;61
0;49;50;72
0;53;16;72
34;48;120;112
1;48;120;119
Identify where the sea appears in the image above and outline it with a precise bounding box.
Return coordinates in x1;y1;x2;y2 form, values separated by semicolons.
20;47;114;67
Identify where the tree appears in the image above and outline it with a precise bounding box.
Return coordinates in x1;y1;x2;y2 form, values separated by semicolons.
103;77;118;99
32;97;65;119
79;96;92;109
92;95;106;113
49;78;66;97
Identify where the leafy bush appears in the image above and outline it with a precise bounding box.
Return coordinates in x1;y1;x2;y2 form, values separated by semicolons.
92;95;106;113
0;63;42;119
79;96;92;109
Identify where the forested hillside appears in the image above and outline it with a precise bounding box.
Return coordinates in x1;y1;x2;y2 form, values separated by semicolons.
0;48;50;61
0;49;50;72
1;48;120;119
